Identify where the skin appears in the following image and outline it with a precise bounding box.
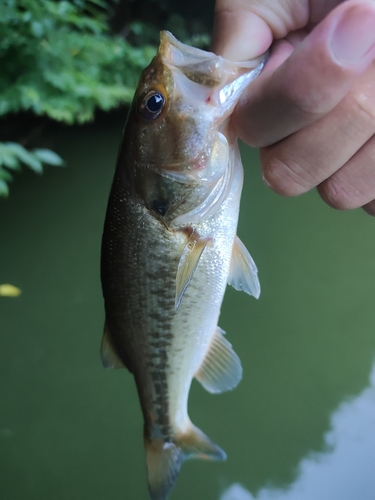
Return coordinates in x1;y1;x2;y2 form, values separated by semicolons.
212;0;375;216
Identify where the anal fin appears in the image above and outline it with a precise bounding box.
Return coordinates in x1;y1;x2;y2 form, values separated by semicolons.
100;323;124;370
175;229;211;309
195;327;242;394
228;235;260;299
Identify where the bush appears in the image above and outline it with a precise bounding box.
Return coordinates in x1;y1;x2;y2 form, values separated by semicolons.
0;0;157;194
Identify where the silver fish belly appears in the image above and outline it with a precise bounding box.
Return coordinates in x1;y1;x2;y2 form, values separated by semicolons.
101;31;265;500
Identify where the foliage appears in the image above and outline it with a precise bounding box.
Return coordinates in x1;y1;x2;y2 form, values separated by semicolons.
0;142;64;195
0;0;210;195
0;0;156;124
0;0;156;194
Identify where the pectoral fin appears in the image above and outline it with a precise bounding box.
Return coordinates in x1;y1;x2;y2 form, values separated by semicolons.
195;327;242;394
228;235;260;299
175;230;211;309
100;323;124;370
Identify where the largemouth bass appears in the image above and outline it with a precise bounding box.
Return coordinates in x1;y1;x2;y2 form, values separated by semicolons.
101;31;265;500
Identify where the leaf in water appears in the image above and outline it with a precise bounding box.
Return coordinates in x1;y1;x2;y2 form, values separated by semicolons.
33;149;64;166
0;284;22;297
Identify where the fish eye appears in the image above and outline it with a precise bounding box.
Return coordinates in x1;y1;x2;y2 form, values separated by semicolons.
139;91;165;120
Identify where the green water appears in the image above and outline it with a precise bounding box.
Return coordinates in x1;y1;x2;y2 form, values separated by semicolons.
1;119;375;500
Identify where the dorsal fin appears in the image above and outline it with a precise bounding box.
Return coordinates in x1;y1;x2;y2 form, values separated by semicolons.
100;323;124;370
228;235;260;299
195;327;242;394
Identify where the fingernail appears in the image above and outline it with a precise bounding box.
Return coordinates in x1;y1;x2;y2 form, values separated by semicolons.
262;170;272;188
330;5;375;65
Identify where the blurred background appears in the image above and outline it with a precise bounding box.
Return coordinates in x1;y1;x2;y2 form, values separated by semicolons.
1;1;375;500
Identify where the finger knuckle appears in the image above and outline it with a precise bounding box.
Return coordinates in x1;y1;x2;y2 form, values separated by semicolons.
349;90;375;126
288;87;328;119
318;178;359;210
261;153;311;196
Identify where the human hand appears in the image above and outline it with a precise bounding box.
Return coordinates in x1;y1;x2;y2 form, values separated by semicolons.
212;0;375;216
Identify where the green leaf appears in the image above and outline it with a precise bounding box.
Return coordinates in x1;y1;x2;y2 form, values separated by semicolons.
0;140;67;193
23;155;43;173
33;149;64;166
0;179;9;196
5;143;43;173
0;169;13;182
30;21;44;38
0;145;21;170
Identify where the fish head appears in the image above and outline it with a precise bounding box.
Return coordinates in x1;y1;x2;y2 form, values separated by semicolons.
127;31;266;174
120;32;266;225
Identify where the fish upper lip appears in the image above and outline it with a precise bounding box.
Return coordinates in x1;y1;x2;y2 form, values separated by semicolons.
160;30;268;73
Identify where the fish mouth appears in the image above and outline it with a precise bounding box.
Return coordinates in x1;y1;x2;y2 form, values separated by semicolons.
158;31;268;113
159;30;267;76
159;31;217;67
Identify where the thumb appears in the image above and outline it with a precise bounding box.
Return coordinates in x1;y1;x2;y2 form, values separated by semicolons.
211;0;309;60
212;1;272;59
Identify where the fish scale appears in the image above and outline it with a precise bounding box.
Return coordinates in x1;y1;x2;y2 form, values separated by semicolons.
101;31;265;500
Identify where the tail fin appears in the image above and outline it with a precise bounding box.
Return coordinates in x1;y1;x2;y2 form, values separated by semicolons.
145;438;183;500
145;424;226;500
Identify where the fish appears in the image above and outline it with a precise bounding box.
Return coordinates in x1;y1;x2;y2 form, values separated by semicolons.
101;31;265;500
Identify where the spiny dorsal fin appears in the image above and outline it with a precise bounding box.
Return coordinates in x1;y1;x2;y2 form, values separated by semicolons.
175;229;211;309
228;235;260;299
195;327;242;394
100;323;124;370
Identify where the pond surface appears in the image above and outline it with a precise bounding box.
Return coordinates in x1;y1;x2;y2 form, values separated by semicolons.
1;117;375;500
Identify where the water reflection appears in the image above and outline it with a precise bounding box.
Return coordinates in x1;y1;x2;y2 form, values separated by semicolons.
221;361;375;500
